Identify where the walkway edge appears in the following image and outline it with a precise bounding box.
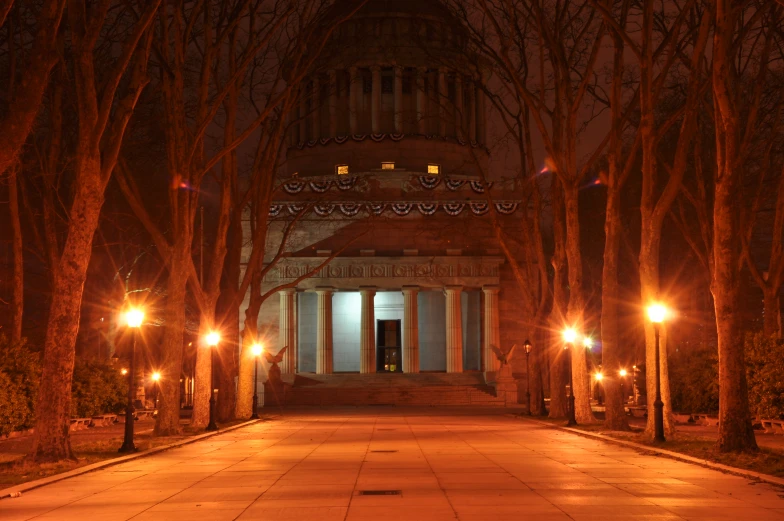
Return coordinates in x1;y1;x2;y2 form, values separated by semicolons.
516;416;784;488
0;419;261;500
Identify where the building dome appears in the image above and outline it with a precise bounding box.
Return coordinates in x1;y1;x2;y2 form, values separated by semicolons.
285;0;489;180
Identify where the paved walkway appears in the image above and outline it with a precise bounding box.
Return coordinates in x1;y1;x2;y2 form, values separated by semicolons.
2;408;784;520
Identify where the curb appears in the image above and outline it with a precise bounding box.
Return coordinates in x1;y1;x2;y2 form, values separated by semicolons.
516;416;784;488
0;419;261;500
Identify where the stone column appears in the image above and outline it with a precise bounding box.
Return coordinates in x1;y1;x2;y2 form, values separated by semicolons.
371;66;381;134
416;66;427;134
438;67;447;136
311;75;320;140
279;288;297;373
359;287;377;373
454;74;464;139
349;66;358;134
394;66;403;133
402;286;420;373
482;285;500;373
315;287;333;374
445;285;463;373
299;85;307;143
328;69;338;137
469;82;477;142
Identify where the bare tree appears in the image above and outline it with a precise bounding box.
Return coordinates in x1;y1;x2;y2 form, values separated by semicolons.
30;0;160;462
0;0;66;177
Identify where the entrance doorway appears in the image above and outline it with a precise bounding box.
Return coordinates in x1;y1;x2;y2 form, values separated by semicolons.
377;319;402;373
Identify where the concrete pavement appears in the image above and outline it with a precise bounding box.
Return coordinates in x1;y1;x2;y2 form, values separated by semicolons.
2;408;783;520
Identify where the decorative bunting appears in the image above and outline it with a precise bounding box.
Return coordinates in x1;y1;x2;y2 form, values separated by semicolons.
419;176;441;189
417;203;438;215
391;203;413;216
282;181;305;194
445;179;466;191
268;201;522;218
314;204;335;216
495;201;518;214
295;133;489;150
443;203;465;216
469;202;489;215
367;203;387;215
339;203;362;216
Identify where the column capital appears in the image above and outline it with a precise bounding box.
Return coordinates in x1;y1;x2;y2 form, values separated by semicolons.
359;286;377;295
402;285;420;294
314;286;334;295
417;65;428;73
349;65;358;73
444;285;463;293
370;65;382;73
482;285;500;295
279;287;297;295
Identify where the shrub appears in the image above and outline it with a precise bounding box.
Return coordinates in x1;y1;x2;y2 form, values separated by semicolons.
745;332;784;420
71;359;127;418
669;344;719;414
0;335;42;436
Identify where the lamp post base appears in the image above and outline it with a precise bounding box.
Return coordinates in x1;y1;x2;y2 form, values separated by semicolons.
206;396;218;431
567;395;577;426
118;443;137;453
250;394;259;420
526;391;531;415
653;398;665;442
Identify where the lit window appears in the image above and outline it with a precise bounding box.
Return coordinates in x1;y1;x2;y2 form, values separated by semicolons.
428;164;440;175
336;164;349;175
382;162;395;170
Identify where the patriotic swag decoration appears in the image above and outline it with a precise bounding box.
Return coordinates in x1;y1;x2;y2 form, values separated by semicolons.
269;201;519;217
282;175;493;194
295;133;484;150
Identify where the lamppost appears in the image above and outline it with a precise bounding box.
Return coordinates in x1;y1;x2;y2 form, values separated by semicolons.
647;303;669;442
119;308;144;453
205;331;220;431
523;339;532;415
151;371;161;410
619;369;628;405
251;343;263;420
562;328;578;426
594;371;603;405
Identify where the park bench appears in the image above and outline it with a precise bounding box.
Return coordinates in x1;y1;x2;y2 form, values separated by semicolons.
628;407;647;418
69;418;91;432
761;419;784;434
134;410;156;421
90;414;118;427
692;414;718;426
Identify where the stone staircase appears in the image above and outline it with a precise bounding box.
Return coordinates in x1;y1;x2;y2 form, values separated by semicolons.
264;372;510;407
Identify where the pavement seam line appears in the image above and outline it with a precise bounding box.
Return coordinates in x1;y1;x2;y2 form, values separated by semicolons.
0;419;261;501
515;416;784;489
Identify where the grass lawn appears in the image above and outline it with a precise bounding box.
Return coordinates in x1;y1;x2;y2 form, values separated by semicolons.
528;416;784;479
0;419;245;487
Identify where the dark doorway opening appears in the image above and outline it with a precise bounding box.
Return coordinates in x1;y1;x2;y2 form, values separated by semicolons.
377;319;402;373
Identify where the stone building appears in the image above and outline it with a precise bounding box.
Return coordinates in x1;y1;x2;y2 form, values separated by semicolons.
245;0;530;406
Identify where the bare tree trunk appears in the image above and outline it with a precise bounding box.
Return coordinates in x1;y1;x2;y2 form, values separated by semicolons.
602;187;629;430
563;182;594;423
192;307;217;429
31;160;104;461
549;177;568;419
8;165;23;341
762;288;781;338
712;0;759;452
236;264;263;419
154;246;189;436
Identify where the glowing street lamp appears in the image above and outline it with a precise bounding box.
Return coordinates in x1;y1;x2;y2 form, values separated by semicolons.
251;343;263;420
583;337;593;349
205;331;221;431
119;307;144;453
562;328;578;426
151;372;161;410
619;368;628;405
523;339;533;416
594;371;604;405
647;302;670;442
121;368;128;376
